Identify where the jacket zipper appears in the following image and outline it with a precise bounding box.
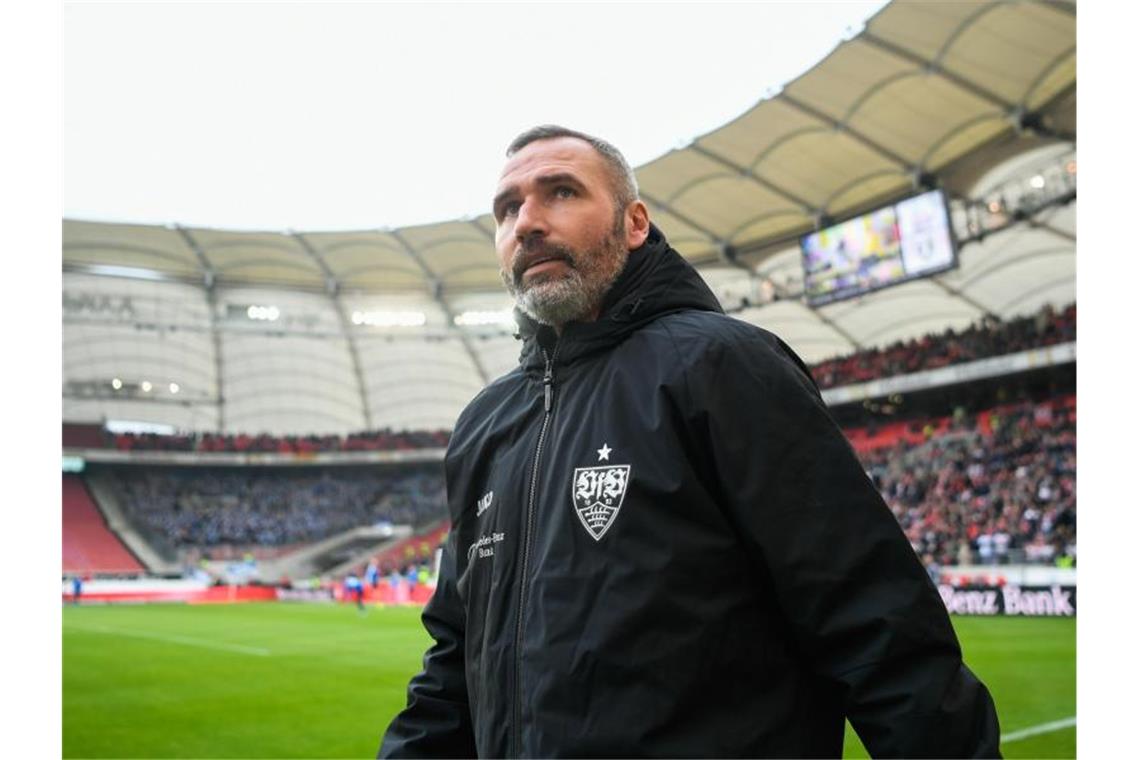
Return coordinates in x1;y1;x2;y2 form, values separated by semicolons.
513;346;557;757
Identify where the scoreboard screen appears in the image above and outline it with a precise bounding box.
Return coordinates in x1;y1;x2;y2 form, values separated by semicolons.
801;189;957;307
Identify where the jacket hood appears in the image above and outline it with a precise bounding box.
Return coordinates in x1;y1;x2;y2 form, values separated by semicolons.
515;223;723;371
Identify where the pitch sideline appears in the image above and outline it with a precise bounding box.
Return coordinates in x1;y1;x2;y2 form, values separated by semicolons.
65;623;271;657
1001;716;1077;744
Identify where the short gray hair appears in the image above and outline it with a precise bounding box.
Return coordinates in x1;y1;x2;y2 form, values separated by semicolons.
506;125;639;212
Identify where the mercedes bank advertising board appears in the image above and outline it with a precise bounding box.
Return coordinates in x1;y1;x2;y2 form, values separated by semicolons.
938;584;1076;617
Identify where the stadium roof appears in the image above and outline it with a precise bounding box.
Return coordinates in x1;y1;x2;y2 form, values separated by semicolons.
63;0;1076;434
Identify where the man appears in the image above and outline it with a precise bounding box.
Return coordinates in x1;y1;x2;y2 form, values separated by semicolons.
345;571;365;613
380;126;1000;757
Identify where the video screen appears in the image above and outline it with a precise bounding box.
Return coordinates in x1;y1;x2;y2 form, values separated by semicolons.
800;189;957;307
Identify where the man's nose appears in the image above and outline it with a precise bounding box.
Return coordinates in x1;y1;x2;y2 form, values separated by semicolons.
514;198;548;241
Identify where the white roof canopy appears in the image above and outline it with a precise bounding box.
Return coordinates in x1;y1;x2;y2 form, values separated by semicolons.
63;0;1076;435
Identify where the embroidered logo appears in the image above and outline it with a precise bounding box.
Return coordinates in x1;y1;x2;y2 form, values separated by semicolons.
572;443;630;541
467;532;505;561
476;491;494;517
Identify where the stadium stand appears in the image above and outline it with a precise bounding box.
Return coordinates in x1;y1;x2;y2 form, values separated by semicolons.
371;521;450;574
65;303;1073;455
107;427;450;453
60;0;1077;590
62;422;109;449
73;387;1074;577
859;394;1076;569
62;474;145;574
94;464;445;552
811;302;1075;390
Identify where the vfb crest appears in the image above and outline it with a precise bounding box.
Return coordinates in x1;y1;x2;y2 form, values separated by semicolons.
571;463;630;541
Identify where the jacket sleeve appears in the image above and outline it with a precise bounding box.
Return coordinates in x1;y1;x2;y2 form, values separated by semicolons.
378;531;476;758
684;328;1001;758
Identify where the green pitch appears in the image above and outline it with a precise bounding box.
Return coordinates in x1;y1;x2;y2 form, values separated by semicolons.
63;603;1075;758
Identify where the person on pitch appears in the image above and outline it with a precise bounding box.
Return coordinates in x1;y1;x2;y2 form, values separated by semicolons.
380;125;1001;758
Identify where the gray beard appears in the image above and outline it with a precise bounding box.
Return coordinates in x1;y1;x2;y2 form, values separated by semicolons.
502;232;629;328
517;269;598;327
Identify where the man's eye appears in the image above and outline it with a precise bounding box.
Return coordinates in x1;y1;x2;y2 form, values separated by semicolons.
502;201;521;218
554;186;575;199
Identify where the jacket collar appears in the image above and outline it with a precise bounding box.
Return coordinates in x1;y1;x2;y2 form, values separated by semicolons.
514;223;723;371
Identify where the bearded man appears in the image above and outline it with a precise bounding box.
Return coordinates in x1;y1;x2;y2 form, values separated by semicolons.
379;126;1001;758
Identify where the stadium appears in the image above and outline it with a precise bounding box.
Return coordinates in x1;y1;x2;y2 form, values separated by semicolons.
61;2;1077;757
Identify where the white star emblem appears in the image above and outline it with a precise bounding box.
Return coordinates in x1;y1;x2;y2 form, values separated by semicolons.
597;443;612;461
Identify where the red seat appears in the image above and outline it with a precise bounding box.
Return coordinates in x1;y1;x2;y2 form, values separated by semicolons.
62;474;145;574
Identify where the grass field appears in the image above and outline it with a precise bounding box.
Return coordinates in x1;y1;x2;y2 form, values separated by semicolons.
63;602;1075;758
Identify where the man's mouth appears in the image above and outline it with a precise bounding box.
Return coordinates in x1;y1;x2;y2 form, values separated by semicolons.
524;256;564;273
515;250;572;284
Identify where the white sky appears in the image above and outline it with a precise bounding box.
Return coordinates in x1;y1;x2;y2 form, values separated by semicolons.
65;1;888;232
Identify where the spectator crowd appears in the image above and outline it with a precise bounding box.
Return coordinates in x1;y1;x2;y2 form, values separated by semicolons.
860;395;1076;569
97;394;1075;570
104;465;446;549
811;302;1075;390
109;428;450;454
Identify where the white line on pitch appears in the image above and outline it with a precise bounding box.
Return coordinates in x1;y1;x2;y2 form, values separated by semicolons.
65;624;271;657
1002;716;1077;744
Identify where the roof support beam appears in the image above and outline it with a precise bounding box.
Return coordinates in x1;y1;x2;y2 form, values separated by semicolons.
466;219;495;243
1021;45;1076;111
1041;1;1076;17
928;276;994;319
63;262;201;287
861;29;1074;145
997;274;1074;315
174;225;226;432
858;309;974;346
807;303;863;353
860;31;1016;112
778;93;914;173
637;190;749;272
389;229;491;386
638;191;724;246
687;143;816;212
1026;218;1075;243
292;232;375;430
752;261;799;301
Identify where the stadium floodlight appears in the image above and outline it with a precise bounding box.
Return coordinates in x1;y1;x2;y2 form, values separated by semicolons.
454;309;515;327
169;382;180;394
140;380;152;392
351;310;427;327
111;378;123;390
247;305;281;321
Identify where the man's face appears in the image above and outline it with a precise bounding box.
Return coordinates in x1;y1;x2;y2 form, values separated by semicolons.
492;137;629;328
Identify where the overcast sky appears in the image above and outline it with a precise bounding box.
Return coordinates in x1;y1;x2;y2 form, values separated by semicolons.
64;1;888;232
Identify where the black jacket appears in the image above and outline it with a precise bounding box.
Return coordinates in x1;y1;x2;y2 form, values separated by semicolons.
380;225;1001;758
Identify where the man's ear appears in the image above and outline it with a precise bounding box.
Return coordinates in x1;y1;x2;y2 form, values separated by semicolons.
625;200;650;250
